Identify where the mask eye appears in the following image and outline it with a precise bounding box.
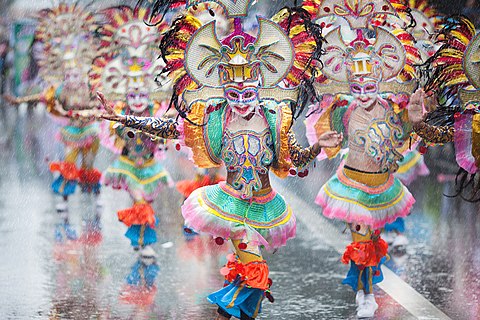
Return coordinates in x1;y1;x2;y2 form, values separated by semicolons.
244;91;255;99
227;91;239;100
350;85;362;93
365;84;376;92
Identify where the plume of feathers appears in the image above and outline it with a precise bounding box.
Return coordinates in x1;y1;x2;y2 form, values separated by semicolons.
272;0;326;119
423;15;476;127
136;0;187;24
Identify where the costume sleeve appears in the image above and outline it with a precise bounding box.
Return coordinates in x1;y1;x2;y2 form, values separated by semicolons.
288;131;321;168
314;101;349;159
413;121;455;144
123;115;180;139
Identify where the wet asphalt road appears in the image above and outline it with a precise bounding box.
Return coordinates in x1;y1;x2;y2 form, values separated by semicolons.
0;105;479;319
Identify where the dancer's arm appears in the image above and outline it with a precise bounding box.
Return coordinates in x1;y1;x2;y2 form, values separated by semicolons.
288;130;343;168
98;91;180;139
408;88;454;143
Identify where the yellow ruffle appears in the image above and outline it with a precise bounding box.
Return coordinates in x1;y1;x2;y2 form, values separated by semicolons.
271;104;293;179
184;101;222;168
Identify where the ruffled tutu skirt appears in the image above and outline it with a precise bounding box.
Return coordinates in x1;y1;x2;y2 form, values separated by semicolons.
59;123;99;149
316;165;415;230
182;182;295;249
395;150;430;186
103;156;173;202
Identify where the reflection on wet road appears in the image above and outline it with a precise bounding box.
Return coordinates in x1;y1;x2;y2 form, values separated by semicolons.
0;107;478;319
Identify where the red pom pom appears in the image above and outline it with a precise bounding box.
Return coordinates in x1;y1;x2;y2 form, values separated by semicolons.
215;237;225;245
323;7;331;12
382;5;389;11
374;270;381;277
289;169;297;176
238;242;247;250
419;146;428;155
175;143;181;151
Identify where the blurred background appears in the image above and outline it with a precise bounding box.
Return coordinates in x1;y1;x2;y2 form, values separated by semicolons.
0;1;479;320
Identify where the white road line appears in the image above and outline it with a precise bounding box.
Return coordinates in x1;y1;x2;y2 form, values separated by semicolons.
275;183;452;320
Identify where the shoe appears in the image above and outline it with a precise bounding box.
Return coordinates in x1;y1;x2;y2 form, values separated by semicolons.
357;294;378;318
140;245;157;265
56;201;68;212
355;290;365;306
140;245;157;258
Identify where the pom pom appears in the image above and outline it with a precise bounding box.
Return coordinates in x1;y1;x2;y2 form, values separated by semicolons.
220;267;230;276
419;146;428;155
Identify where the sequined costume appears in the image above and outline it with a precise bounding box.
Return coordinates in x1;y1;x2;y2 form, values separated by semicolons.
90;6;174;250
105;1;324;318
305;1;423;317
33;3;102;199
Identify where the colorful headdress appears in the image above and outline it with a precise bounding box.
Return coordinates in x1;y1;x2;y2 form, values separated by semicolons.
155;0;323;118
313;0;419;96
35;2;99;86
89;6;169;102
425;16;478;110
316;0;398;29
315;26;415;96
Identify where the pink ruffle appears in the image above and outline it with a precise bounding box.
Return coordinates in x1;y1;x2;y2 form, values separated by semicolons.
316;185;415;230
181;188;296;250
454;114;478;174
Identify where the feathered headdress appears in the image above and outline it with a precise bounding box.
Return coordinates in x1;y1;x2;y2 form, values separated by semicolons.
313;0;421;88
89;5;169;103
35;2;100;86
150;0;325;119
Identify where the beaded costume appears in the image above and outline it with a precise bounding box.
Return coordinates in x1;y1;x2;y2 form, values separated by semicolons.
102;0;328;318
34;3;102;200
305;1;423;317
89;5;174;250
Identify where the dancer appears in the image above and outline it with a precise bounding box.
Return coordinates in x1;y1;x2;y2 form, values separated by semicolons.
89;5;175;255
305;1;424;317
100;1;342;318
5;3;102;211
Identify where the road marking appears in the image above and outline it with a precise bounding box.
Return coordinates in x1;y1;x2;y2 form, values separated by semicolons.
275;183;452;320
